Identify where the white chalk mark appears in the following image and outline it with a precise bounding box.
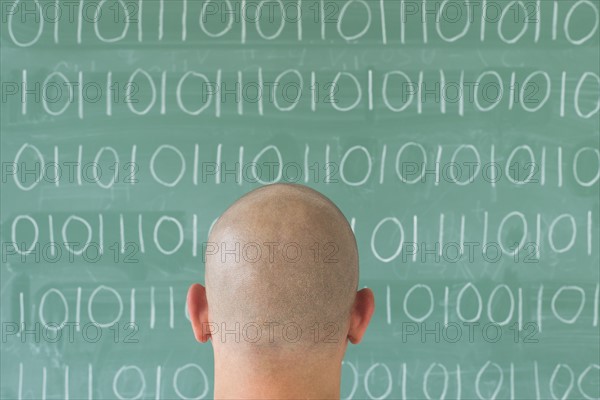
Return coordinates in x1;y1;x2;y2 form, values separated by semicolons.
65;365;70;400
460;214;465;255
423;363;449;400
181;0;187;41
159;0;164;40
510;363;515;400
401;363;407;400
558;146;563;187
138;214;146;253
380;145;387;184
404;285;434;322
588;210;593;255
508;72;516;110
88;364;93;400
48;215;55;256
518;288;523;331
151;286;156;329
11;215;39;254
76;287;81;331
551;286;586;323
331;72;362;112
440;70;446;114
19;293;24;337
297;0;303;40
386;285;391;324
413;215;417;262
77;0;83;43
78;71;83;119
444;286;449;326
368;69;373;111
304;145;310;183
193;144;199;186
131;145;137;185
239;146;244;185
18;363;23;400
535;213;541;259
456;364;462;400
320;0;325;39
106;71;113;116
43;367;47;400
131;288;136;324
88;286;123;328
99;214;104;254
537;285;543;333
459;71;465;116
593;284;599;327
310;71;316;112
552;1;558;40
435;145;442;185
215;69;222;117
216;143;222;184
161;71;166;114
237;71;243;115
439;213;444;256
417;71;423;114
54;0;60;43
21;70;27;115
475;362;503;400
54;146;59;187
534;361;541;399
241;0;247;43
119;214;125;254
77;145;82;185
154;216;184;255
480;0;487;41
422;0;428;43
169;286;174;328
138;0;143;41
193;214;198;257
400;0;405;44
457;283;483;322
258;68;264;115
541;146;546;186
325;145;331;183
380;0;387;44
490;145;496;187
564;0;599;45
534;0;541;42
560;71;566;117
156;366;162;400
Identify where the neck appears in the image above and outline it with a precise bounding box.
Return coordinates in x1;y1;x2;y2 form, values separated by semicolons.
213;352;342;399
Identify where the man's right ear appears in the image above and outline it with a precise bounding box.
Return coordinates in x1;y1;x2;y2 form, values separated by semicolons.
187;283;210;343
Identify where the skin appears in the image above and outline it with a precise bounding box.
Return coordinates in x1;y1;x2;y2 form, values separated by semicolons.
187;183;375;399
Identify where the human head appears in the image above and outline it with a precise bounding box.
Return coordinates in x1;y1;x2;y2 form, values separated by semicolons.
187;183;374;364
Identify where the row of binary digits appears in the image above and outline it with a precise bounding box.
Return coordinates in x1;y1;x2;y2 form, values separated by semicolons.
9;68;600;118
6;210;598;259
4;0;599;46
7;143;600;188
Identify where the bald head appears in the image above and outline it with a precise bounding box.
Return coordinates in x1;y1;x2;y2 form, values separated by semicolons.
204;183;359;354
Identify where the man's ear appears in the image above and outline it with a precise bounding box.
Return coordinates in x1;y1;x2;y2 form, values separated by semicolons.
187;283;210;343
347;287;375;344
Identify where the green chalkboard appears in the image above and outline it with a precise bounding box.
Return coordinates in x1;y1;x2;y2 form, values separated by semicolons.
1;0;599;398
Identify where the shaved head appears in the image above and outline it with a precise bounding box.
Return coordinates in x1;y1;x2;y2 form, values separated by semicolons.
204;183;359;355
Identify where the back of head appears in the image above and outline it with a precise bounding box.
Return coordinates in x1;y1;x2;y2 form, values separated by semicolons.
205;183;359;358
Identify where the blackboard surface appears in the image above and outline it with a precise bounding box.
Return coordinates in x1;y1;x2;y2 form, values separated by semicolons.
1;0;599;398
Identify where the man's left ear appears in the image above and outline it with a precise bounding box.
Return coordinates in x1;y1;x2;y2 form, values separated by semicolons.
187;283;210;343
347;287;375;344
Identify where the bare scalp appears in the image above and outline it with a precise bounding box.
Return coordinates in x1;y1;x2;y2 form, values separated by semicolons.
205;183;359;354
